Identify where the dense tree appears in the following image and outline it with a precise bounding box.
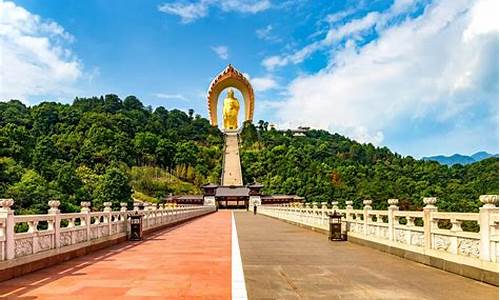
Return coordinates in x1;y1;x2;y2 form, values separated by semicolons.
133;132;159;165
7;170;55;214
155;139;176;168
239;125;499;211
93;167;131;209
123;96;144;111
0;96;222;213
0;96;497;214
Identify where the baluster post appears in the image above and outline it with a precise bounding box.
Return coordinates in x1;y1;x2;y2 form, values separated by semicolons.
312;202;319;225
345;201;353;232
80;201;91;242
376;213;384;238
449;218;462;255
48;200;61;249
363;200;372;236
28;220;40;254
423;197;437;251
133;201;140;211
159;204;165;224
387;199;399;242
153;203;158;226
321;202;328;227
0;199;15;260
479;195;498;261
103;202;112;236
143;202;150;228
345;201;353;220
120;202;128;219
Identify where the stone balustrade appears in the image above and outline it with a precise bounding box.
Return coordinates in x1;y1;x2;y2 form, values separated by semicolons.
258;195;499;277
0;199;214;264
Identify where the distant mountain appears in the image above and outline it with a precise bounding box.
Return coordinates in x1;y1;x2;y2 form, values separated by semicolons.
423;152;498;166
471;151;497;161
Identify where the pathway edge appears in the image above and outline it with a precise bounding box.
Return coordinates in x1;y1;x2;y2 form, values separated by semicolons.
232;212;248;300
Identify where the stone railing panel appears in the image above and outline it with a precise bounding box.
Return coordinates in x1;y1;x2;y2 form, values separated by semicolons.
258;195;499;274
13;214;57;258
0;200;215;265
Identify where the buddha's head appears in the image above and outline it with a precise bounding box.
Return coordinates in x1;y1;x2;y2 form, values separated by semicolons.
227;88;235;99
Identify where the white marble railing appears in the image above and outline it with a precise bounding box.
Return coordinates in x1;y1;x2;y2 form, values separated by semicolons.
0;199;214;262
258;195;499;273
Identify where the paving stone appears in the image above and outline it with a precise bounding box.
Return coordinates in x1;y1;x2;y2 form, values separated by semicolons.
234;212;498;300
0;212;232;299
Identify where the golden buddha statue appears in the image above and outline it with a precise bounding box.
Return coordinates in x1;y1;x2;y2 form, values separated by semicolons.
223;89;240;130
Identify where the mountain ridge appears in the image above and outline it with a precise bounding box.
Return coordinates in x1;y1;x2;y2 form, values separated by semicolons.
423;151;498;166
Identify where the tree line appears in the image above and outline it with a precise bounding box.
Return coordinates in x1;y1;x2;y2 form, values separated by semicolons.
0;96;497;214
239;121;498;212
0;96;222;213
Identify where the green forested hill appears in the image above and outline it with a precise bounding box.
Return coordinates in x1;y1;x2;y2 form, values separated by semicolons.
0;96;222;213
239;121;498;212
0;96;498;214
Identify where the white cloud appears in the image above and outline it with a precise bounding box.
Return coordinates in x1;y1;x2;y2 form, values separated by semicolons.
158;1;209;24
0;0;82;102
256;24;281;42
261;12;381;70
261;0;420;71
274;0;498;146
323;12;380;45
211;45;229;60
158;0;270;23
219;0;270;13
463;0;497;41
256;25;272;39
262;55;288;70
154;93;188;101
325;8;356;24
251;76;279;92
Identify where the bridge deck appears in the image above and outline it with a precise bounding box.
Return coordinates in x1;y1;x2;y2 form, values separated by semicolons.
234;211;498;300
0;212;232;299
0;211;497;299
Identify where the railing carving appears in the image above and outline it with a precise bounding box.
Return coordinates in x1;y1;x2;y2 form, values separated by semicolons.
0;199;214;264
258;195;499;273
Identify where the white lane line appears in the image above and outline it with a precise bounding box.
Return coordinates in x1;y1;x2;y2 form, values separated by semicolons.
232;212;248;300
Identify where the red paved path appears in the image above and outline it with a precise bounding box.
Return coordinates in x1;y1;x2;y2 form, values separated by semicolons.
0;211;232;299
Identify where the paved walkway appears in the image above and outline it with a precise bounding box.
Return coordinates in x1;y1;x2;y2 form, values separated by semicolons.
222;132;243;186
0;211;498;299
0;212;232;300
234;212;499;300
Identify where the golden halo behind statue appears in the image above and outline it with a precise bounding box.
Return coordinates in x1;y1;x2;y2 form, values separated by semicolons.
206;64;254;128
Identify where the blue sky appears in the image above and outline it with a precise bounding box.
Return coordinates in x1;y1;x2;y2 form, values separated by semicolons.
0;0;498;158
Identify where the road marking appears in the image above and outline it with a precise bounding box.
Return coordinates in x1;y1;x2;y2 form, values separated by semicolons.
232;212;248;300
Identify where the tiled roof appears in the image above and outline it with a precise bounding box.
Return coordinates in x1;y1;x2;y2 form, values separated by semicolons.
216;186;250;197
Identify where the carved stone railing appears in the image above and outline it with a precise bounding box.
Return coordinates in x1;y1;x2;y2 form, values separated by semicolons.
0;199;214;262
258;196;499;275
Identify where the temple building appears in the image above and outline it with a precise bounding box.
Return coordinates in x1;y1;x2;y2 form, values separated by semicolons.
165;183;303;209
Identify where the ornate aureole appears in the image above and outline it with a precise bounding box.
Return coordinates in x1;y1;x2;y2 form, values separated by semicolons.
207;64;254;127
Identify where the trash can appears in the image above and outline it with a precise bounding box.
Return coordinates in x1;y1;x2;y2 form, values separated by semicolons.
328;211;344;241
129;212;143;241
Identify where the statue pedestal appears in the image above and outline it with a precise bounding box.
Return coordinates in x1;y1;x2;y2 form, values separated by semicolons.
223;128;240;134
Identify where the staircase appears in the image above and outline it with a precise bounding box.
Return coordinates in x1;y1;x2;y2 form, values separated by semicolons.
221;130;243;186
